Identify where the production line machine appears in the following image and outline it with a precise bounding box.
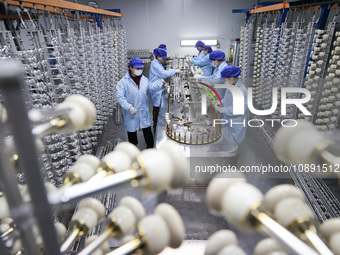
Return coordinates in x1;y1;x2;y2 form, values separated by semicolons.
154;55;239;161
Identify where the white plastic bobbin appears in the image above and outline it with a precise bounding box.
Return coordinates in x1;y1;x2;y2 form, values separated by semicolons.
324;89;331;96
273;120;316;163
320;43;327;48
78;198;106;219
158;143;189;189
286;129;324;165
101;151;132;173
205;230;238;255
76;155;101;170
312;55;318;60
325;81;333;87
56;102;88;132
325;111;332;117
319;52;326;57
333;109;340;114
139;149;174;192
67;162;97;182
154;203;185;249
222;182;263;231
264;184;304;212
206;173;246;213
274;198;315;228
64;95;96;128
137;215;170;254
107;205;138;237
72;208;102;233
254;238;288;255
114;142;140;162
119;196;145;224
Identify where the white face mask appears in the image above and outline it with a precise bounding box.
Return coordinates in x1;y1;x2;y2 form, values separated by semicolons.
134;70;143;76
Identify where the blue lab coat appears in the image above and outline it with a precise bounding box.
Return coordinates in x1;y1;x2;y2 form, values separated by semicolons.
202;60;228;79
201;60;229;96
192;52;213;76
116;72;153;132
149;59;176;107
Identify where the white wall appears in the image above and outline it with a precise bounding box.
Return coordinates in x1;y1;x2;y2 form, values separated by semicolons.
77;0;256;58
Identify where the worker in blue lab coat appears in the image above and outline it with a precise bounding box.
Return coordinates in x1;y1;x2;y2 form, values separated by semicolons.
149;48;180;131
201;50;228;79
195;50;229;95
192;45;213;76
217;66;248;143
116;58;154;148
193;40;205;58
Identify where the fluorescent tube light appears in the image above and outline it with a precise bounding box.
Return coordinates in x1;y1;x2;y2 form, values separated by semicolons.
180;39;218;46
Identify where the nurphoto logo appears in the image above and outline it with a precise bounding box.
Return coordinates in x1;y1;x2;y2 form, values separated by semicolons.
199;83;311;128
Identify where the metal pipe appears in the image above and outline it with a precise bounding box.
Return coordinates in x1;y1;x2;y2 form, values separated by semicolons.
48;169;143;204
304;227;334;255
60;227;81;254
32;117;68;138
252;209;320;255
106;238;143;255
78;228;114;255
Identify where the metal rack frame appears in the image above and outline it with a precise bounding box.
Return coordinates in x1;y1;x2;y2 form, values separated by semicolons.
0;1;124;254
0;61;59;255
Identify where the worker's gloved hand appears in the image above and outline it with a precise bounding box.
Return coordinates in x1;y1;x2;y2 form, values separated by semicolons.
129;107;137;115
194;74;201;79
175;69;182;74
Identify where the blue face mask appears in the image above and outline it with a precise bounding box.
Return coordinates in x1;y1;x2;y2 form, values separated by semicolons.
211;62;217;68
